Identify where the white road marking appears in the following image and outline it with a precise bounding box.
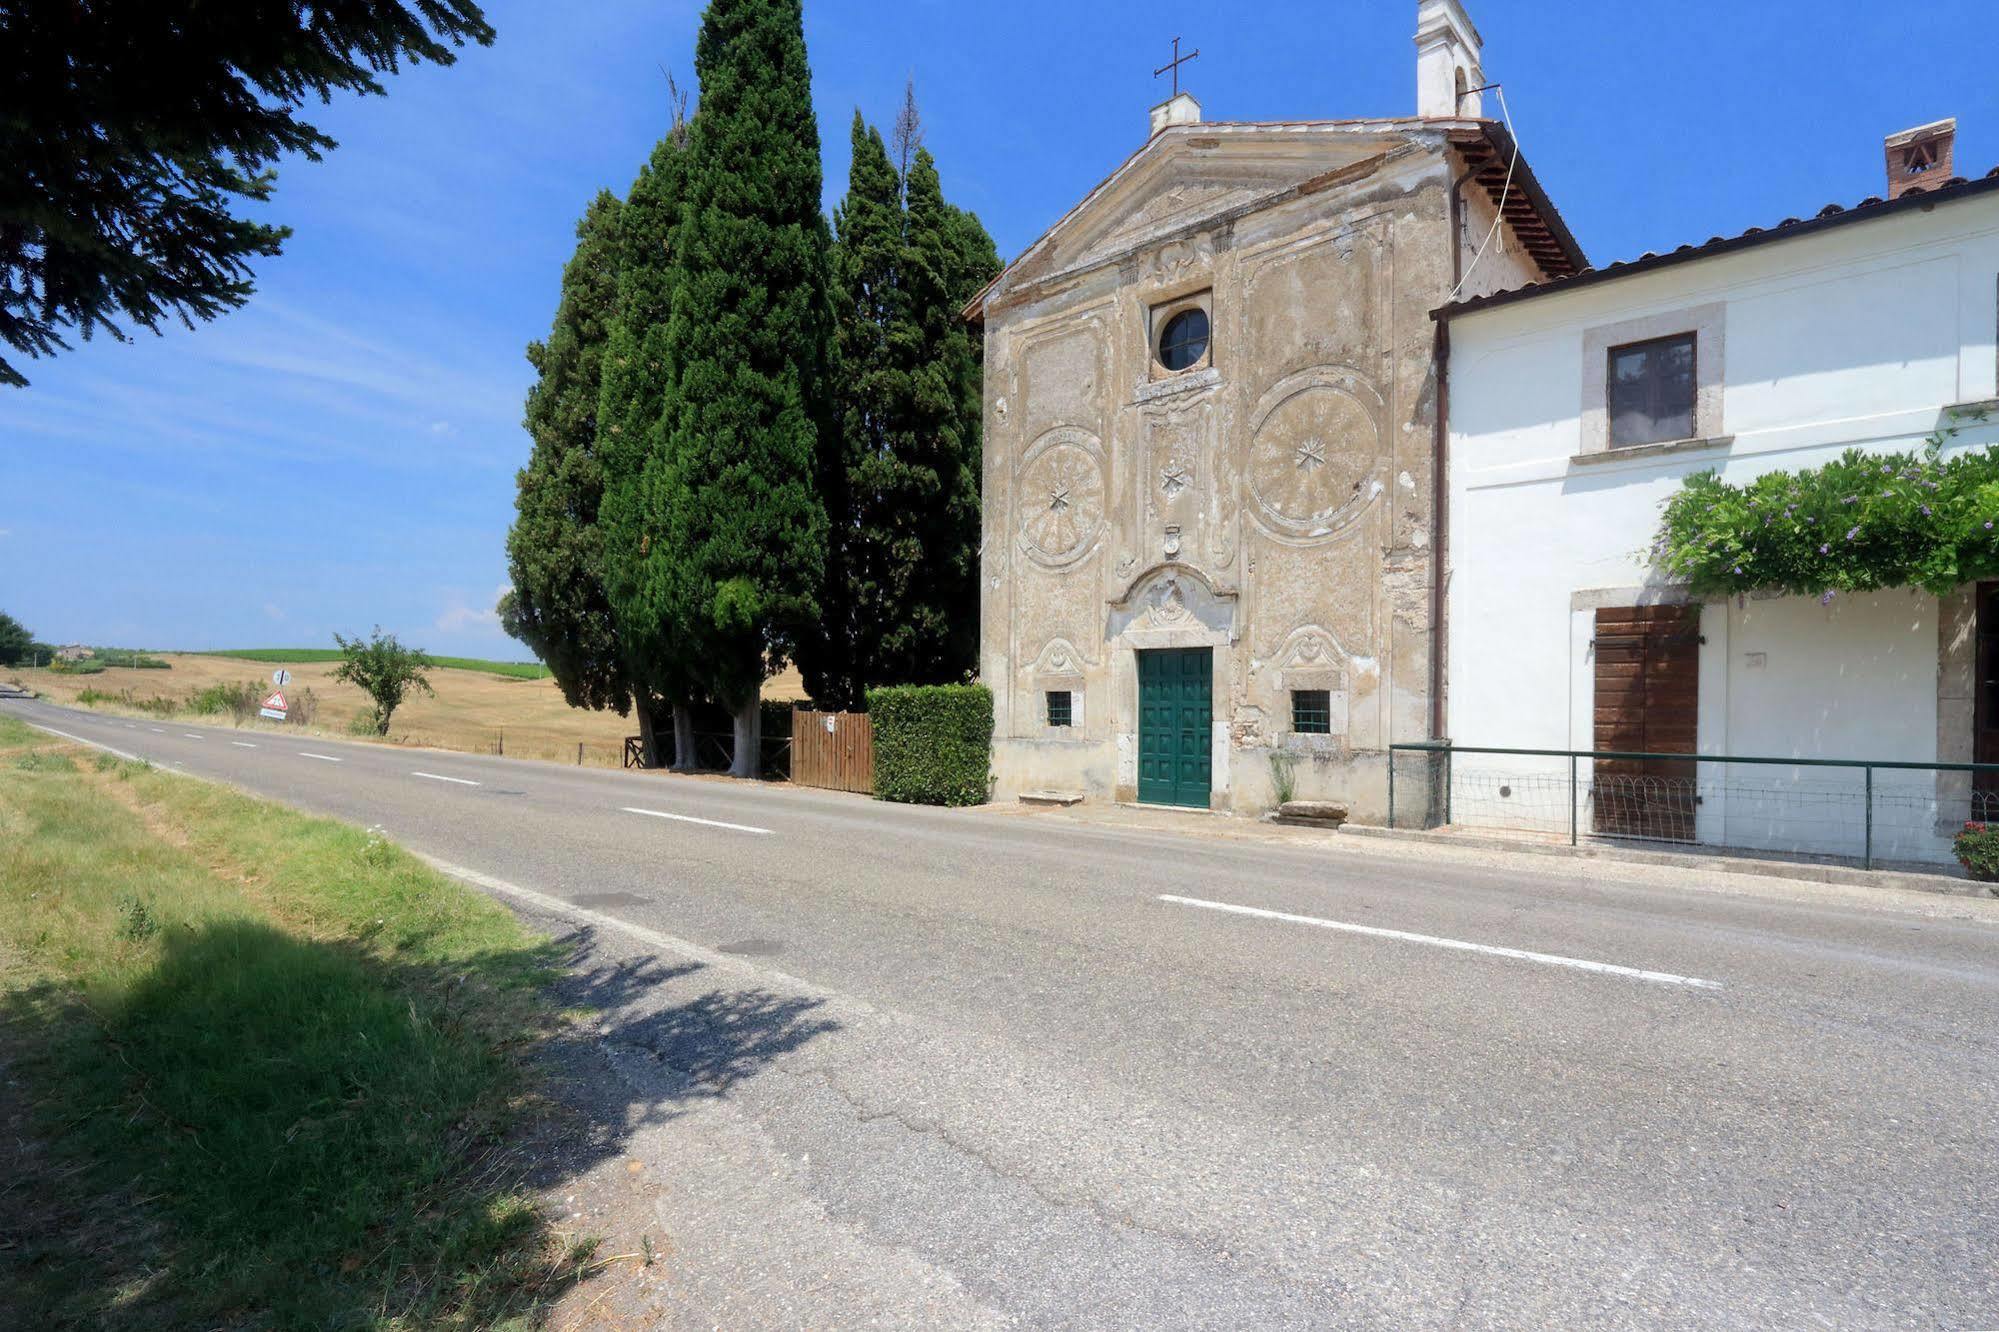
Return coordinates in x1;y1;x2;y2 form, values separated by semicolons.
182;733;204;740
1158;894;1723;990
149;727;165;733
17;722;141;763
420;856;845;1003
298;752;342;763
412;771;480;787
231;741;258;749
622;805;775;836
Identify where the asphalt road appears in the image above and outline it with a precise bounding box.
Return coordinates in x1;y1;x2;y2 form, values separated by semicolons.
12;696;1999;1329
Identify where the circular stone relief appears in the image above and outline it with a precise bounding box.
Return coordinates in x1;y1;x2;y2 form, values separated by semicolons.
1247;382;1382;535
1017;431;1106;567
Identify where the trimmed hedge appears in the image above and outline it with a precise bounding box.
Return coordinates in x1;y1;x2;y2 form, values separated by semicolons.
867;684;993;807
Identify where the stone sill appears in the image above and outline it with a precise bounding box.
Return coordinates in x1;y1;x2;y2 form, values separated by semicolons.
1571;435;1733;466
1133;365;1221;404
1946;397;1999;416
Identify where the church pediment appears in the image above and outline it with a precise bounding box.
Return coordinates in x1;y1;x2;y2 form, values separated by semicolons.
989;126;1420;301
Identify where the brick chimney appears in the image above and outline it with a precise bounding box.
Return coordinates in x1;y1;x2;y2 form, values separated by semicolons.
1416;0;1484;119
1883;119;1956;200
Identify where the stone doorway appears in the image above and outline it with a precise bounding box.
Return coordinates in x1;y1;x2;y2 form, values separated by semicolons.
1137;647;1213;809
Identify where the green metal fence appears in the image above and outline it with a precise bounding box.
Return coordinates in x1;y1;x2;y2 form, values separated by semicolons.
1388;742;1999;871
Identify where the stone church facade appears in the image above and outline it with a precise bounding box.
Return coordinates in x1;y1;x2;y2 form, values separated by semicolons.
966;1;1583;815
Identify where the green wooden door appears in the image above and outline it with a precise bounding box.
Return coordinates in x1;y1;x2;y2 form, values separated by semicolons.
1137;647;1212;809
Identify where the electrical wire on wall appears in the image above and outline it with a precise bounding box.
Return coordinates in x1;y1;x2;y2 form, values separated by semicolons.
1449;83;1519;302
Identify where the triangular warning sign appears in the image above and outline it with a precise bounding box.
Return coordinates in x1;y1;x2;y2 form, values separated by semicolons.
263;690;287;711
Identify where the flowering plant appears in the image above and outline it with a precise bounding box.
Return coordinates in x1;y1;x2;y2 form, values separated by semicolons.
1954;822;1999;883
1651;424;1997;600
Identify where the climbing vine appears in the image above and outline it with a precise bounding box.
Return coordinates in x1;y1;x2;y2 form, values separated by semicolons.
1651;408;1999;599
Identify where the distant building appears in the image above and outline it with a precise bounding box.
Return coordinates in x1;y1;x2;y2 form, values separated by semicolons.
968;0;1581;815
54;645;93;663
1438;119;1999;863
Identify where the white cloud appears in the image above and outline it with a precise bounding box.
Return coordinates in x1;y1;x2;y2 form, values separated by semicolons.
435;584;511;634
262;602;286;621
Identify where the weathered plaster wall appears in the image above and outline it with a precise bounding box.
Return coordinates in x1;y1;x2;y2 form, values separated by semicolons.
982;129;1471;816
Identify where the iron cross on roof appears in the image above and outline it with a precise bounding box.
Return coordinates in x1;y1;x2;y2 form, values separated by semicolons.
1153;36;1199;98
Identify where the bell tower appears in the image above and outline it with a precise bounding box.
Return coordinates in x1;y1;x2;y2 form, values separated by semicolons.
1415;0;1484;119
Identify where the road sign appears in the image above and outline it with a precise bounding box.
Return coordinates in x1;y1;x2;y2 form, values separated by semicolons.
271;668;292;687
260;689;288;721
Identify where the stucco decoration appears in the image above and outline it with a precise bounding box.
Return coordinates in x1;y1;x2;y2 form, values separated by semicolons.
1106;562;1238;642
1016;427;1107;570
1270;624;1351;690
1246;366;1387;540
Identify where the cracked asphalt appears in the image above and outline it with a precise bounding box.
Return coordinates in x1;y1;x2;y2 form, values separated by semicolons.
12;696;1999;1329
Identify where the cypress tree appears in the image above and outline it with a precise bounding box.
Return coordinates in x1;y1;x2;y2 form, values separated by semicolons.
869;146;998;685
657;0;834;776
598;89;698;768
804;113;905;709
502;191;632;718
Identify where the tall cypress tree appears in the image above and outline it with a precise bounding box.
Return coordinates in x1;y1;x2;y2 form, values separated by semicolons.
867;146;998;685
803;113;905;709
657;0;833;776
599;89;697;768
502;191;630;717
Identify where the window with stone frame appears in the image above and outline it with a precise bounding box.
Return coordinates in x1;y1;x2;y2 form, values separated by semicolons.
1046;689;1074;729
1149;291;1212;378
1291;689;1332;734
1607;333;1698;448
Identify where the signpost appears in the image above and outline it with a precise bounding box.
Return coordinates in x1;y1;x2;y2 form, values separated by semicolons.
271;668;292;687
260;689;289;722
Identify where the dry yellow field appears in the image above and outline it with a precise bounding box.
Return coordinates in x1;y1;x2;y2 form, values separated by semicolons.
9;654;808;768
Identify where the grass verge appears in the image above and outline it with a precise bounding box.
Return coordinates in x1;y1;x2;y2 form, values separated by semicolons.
0;716;593;1329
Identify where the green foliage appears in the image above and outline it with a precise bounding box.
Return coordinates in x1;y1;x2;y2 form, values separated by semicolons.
0;717;581;1326
1653;424;1999;599
504;190;633;718
653;0;833;711
599;86;696;746
867;683;993;806
0;611;32;665
803;110;1001;710
187;680;264;722
1269;752;1298;805
1;0;494;386
1957;823;1999;884
203;648;546;678
330;628;434;735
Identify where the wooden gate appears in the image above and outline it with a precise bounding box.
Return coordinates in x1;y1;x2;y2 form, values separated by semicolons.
791;709;874;794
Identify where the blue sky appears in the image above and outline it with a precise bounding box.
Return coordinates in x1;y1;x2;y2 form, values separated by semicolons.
5;0;1996;657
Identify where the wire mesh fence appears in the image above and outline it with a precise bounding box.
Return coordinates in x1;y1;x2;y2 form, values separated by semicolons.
1388;743;1999;870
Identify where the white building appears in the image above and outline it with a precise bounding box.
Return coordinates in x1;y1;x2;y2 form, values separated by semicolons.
1439;122;1999;865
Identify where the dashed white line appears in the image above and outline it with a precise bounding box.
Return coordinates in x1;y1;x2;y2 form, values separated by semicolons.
1157;894;1723;990
149;727;165;733
231;741;258;749
297;752;342;763
182;733;204;740
622;806;775;836
411;771;480;786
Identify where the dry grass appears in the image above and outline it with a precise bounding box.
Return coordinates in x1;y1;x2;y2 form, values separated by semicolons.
11;654;808;768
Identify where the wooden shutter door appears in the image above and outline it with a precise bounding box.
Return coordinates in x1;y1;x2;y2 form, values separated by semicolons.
1592;604;1700;840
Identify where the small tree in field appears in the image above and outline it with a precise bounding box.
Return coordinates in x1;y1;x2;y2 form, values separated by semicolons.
0;611;33;666
331;628;434;735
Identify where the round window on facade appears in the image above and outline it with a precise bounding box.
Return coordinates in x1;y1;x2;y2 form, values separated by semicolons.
1156;307;1210;373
